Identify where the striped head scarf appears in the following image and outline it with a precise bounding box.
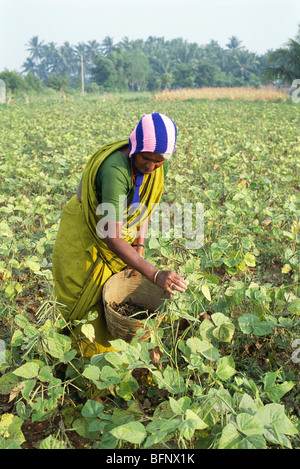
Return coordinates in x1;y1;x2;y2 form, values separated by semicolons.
129;112;177;159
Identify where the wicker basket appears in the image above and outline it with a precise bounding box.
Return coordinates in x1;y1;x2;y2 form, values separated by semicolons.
102;270;171;343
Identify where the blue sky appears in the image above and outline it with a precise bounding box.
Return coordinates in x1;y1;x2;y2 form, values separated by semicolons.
1;0;299;71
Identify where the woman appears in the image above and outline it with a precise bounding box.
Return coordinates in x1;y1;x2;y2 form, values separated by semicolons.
52;112;187;356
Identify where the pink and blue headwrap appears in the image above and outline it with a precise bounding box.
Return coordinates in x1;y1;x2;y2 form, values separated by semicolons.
129;113;177;205
129;113;177;159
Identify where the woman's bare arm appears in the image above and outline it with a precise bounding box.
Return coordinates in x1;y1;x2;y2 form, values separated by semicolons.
103;221;187;295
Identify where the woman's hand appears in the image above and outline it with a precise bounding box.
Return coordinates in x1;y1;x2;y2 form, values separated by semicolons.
153;270;188;295
103;226;187;294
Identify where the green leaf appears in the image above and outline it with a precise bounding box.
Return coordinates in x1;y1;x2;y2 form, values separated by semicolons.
287;298;300;315
0;413;25;447
178;419;197;441
256;403;298;437
82;365;101;382
61;350;77;363
178;411;207;441
216;356;236;381
0;372;19;395
186;337;201;354
185;409;208;430
13;362;40;379
152;366;185;394
148;238;161;250
24;257;41;274
239;394;260;414
197;339;220;361
169;396;191;415
117;375;139;401
143;431;170;449
238;313;273;336
39;435;68;449
89;417;110;433
263;372;294;403
97;422;118;449
21;379;36;401
82;399;104;418
201;284;211;301
14;314;30;329
38;365;55;383
244;252;256;267
212;313;235;342
236;413;265;436
11;330;24;347
218;421;266;449
110;421;146;445
4;284;15;298
0;222;13;238
146;417;180;435
72;417;100;440
16;401;31;421
100;366;121;387
81;323;95;343
105;351;124;368
199;319;214;341
109;339;129;352
43;332;72;359
213;322;235;342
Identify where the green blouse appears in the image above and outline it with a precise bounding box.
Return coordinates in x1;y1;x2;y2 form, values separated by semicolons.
95;150;168;221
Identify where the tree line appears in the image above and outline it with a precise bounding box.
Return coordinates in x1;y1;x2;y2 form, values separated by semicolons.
1;29;299;94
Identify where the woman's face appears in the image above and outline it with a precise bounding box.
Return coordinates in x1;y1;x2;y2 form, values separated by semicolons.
133;152;166;174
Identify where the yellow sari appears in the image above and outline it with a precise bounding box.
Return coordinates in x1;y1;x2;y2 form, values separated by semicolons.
52;140;164;356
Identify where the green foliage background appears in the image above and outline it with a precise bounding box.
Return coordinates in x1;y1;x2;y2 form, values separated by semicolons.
2;27;300;94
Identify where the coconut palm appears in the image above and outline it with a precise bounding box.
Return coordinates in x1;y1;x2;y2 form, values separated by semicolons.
264;33;300;83
21;57;37;75
225;50;259;80
42;42;60;76
226;36;244;51
86;40;101;58
25;36;45;63
102;36;114;56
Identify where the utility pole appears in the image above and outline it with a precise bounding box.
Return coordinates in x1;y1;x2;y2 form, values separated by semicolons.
81;55;85;96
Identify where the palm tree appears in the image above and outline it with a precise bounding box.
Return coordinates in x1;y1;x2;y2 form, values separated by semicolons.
226;36;244;51
56;42;75;77
264;32;300;83
118;37;132;50
225;50;259;80
201;40;224;68
21;57;37;75
42;42;59;76
25;36;45;63
74;42;87;58
102;36;114;56
86;40;101;58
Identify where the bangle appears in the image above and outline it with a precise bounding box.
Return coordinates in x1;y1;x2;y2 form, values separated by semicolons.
132;244;144;248
153;270;161;284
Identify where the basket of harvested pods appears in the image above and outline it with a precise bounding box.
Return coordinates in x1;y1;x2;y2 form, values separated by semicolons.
102;270;171;342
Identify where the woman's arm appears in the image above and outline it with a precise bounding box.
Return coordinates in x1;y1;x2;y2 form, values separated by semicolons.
104;221;187;295
132;218;149;254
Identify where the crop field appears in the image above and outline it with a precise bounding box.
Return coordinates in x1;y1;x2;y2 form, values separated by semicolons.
0;92;299;449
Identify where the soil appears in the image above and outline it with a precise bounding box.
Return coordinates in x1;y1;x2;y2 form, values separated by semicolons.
110;301;155;321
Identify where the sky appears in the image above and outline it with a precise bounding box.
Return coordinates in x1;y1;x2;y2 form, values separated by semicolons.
1;0;299;72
